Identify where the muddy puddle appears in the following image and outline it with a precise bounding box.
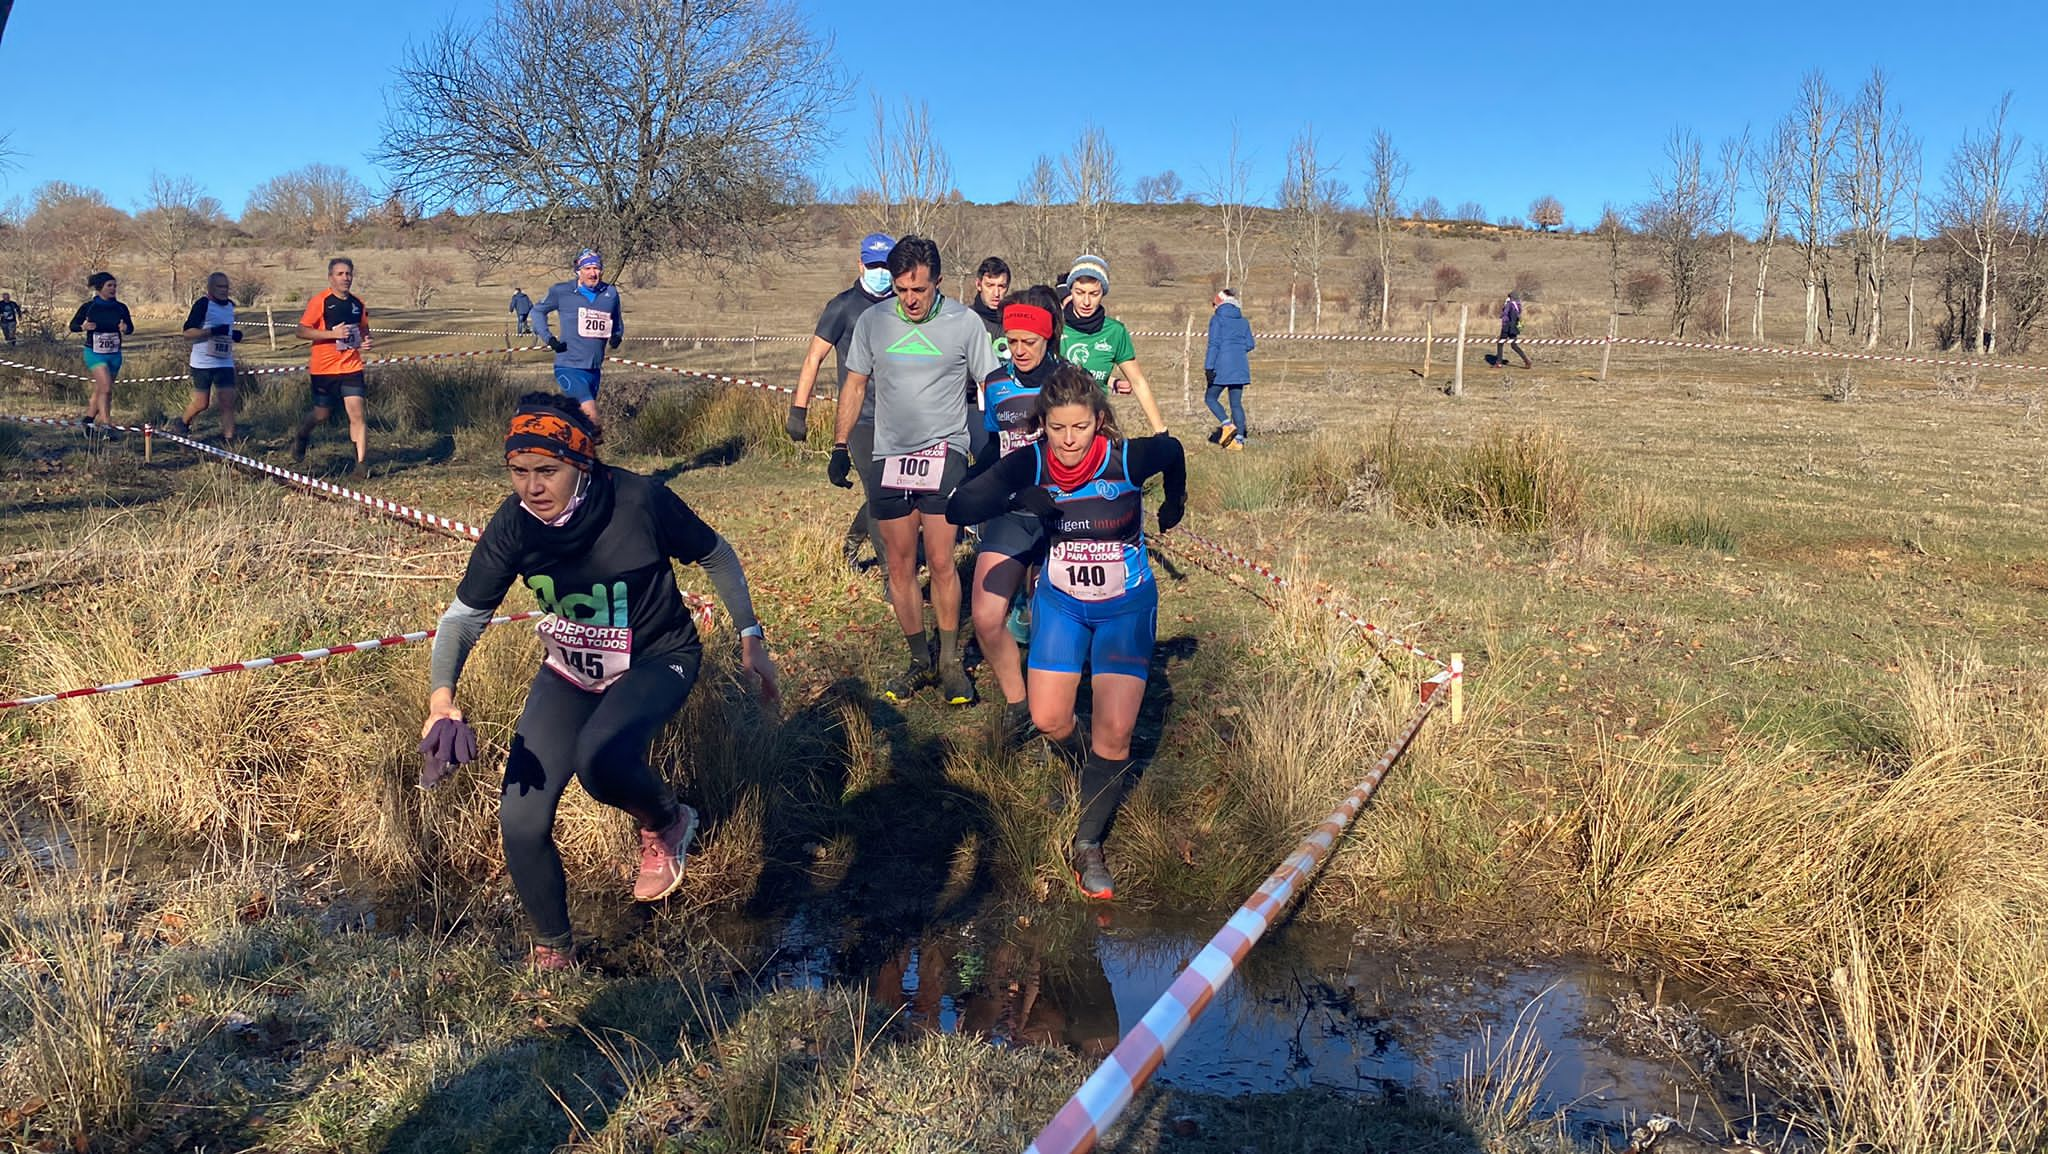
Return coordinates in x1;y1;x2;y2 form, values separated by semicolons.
749;907;1794;1148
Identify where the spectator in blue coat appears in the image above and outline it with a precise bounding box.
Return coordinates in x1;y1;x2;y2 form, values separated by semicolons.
532;249;624;433
1203;288;1255;450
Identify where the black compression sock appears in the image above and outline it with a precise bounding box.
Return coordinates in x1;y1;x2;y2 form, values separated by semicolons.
904;629;931;666
1074;752;1137;846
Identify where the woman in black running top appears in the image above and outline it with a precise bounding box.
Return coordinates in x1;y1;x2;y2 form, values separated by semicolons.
422;393;779;968
68;271;133;437
948;366;1186;900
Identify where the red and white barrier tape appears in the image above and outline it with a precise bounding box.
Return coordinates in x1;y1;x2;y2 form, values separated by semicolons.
1159;529;1447;671
601;354;796;396
3;345;552;387
368;324;810;345
1129;327;2048;373
0;413;718;627
0;611;545;710
1026;670;1451;1154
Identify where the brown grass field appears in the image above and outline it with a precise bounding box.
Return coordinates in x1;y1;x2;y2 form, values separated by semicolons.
0;206;2044;1152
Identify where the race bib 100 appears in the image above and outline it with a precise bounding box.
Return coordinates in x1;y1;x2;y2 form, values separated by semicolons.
577;308;614;339
538;616;631;692
90;332;121;355
881;444;948;493
1048;539;1127;602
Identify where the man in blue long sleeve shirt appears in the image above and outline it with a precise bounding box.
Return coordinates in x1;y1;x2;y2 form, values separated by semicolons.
531;249;624;432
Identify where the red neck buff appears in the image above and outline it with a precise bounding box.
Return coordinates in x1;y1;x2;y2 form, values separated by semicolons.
1046;433;1110;490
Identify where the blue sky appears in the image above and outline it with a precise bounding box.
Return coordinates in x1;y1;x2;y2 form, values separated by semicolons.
0;1;2037;230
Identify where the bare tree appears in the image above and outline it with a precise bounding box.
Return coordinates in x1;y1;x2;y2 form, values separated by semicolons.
1940;92;2020;354
1277;127;1347;331
1836;69;1917;348
1596;203;1628;312
245;163;368;242
1364;129;1409;330
1717;131;1747;339
1904;162;1924;349
1062;125;1120;259
401;255;455;308
1015;155;1064;285
28;182;127;289
1204;126;1256;293
864;96;952;238
2004;155;2048;350
0;196;56;336
1748;120;1796;340
137;173;223;303
377;0;839;279
1637;130;1717;337
1454;201;1486;223
1528;195;1564;231
1412;195;1445;221
1134;171;1183;205
1789;71;1841;345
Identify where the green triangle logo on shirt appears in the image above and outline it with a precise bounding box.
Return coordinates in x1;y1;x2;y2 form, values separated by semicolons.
885;329;944;356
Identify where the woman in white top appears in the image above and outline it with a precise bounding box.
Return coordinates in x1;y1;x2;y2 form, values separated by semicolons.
175;272;242;443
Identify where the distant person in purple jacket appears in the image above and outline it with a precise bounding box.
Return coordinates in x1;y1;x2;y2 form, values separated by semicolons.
1203;289;1255;450
1496;291;1532;369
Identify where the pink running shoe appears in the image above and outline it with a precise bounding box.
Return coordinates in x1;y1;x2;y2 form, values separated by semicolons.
530;943;576;971
633;804;699;902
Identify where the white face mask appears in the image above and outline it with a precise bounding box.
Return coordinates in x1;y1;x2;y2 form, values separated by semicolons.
861;267;893;296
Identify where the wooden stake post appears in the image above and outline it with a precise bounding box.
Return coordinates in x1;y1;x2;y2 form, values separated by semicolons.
1599;313;1616;383
1421;302;1436;379
1180;315;1195;418
1450;305;1467;396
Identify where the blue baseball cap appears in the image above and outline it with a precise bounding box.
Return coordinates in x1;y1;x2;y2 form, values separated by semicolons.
859;233;895;267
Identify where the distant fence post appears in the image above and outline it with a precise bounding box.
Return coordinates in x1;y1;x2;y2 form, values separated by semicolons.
1421;302;1436;380
1450;305;1467;396
1599;312;1617;383
265;304;276;352
1180;315;1194;418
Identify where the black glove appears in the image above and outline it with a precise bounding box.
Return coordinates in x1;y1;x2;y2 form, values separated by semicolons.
1158;497;1185;533
231;329;244;343
547;337;569;353
828;444;853;488
608;333;622;350
417;716;478;789
1012;486;1061;522
209;324;230;337
785;405;808;443
1204;368;1216;387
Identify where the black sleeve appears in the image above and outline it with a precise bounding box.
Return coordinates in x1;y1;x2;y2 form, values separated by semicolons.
451;497;529;613
68;302;89;332
813;294;852;344
1126;434;1188;506
651;480;720;565
946;447;1040;526
182;299;208;330
117;304;133;330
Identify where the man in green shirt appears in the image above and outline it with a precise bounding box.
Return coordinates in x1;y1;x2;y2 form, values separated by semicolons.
1059;255;1168;434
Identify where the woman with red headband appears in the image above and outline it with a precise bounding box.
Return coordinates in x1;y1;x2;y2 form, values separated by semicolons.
968;285;1065;743
948;366;1186;900
420;392;778;969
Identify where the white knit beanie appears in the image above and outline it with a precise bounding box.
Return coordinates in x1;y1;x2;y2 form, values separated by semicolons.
1068;254;1110;295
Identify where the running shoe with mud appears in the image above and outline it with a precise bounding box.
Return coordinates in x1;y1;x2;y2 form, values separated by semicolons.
632;804;698;902
881;659;935;703
940;660;977;706
529;943;576;971
1071;841;1114;900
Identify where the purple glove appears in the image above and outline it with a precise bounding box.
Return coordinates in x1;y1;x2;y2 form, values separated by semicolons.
417;716;478;789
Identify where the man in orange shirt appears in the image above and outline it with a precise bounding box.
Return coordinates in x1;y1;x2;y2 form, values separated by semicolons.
293;257;375;477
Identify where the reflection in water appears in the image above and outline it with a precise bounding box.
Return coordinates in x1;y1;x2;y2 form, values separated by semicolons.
768;908;1784;1145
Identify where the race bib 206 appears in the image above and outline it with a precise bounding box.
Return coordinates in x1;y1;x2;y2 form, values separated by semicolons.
577;308;614;339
